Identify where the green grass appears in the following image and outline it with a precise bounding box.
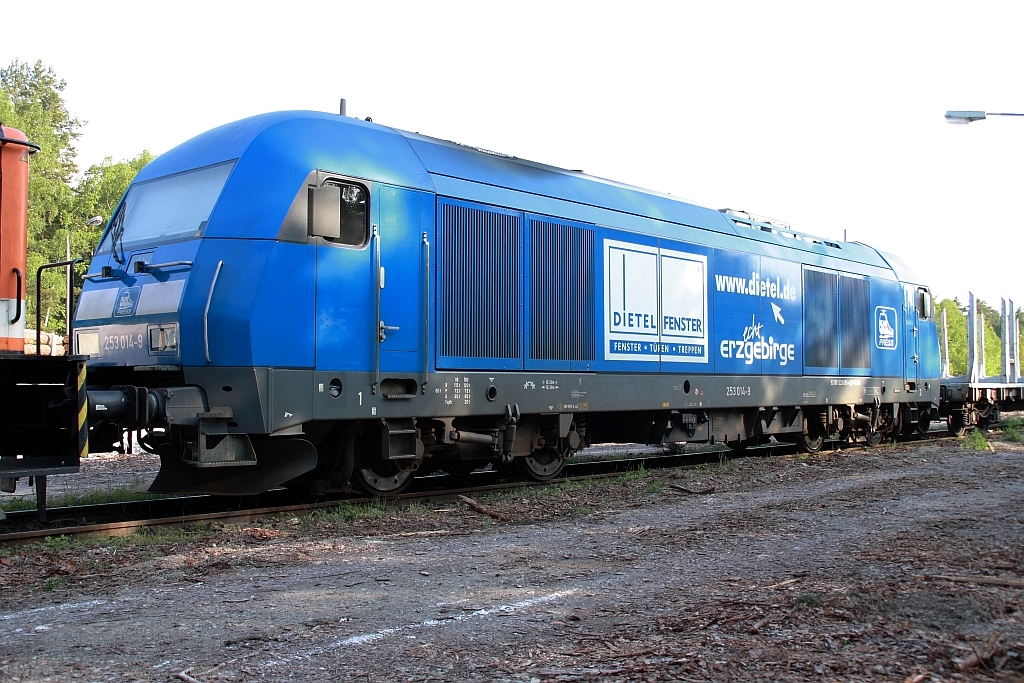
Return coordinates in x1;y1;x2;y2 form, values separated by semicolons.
43;576;68;591
120;523;220;546
1;482;163;513
304;499;389;526
961;428;990;451
644;480;664;494
1004;417;1023;442
615;463;647;482
41;534;81;552
24;522;221;555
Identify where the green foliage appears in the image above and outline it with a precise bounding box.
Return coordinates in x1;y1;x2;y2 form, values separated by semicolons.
74;151;153;258
108;523;218;547
616;463;647;482
936;299;967;376
43;576;68;591
306;499;389;526
0;59;151;333
1;482;161;512
41;534;79;552
1005;417;1022;443
961;429;990;451
935;298;1004;378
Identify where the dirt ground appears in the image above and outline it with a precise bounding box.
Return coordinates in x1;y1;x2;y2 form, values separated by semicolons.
0;437;1022;682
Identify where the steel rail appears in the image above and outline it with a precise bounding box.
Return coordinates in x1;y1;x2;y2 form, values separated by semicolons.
0;445;768;545
0;432;961;546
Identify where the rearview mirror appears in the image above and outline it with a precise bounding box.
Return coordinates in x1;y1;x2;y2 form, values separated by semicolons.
308;185;341;238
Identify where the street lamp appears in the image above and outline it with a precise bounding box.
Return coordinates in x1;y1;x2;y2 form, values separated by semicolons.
945;110;1024;124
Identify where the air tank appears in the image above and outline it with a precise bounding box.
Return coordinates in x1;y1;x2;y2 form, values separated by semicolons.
0;126;34;352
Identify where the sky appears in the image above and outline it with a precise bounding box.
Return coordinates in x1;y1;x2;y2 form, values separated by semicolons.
3;1;1022;307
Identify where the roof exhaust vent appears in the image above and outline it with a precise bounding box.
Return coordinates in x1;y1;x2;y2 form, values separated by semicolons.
339;98;347;117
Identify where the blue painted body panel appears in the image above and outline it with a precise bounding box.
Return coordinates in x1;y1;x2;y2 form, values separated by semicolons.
77;110;939;395
180;239;271;367
870;279;904;379
250;242;315;368
315;239;374;372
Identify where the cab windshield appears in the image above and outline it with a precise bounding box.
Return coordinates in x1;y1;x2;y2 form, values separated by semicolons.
98;160;235;259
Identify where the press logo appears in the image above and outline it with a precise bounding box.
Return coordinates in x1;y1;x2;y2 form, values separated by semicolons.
875;306;898;350
113;286;140;317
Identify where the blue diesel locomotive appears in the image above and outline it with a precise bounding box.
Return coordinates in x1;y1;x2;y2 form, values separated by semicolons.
67;110;940;495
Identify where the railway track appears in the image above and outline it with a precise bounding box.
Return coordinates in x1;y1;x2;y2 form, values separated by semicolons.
0;431;962;546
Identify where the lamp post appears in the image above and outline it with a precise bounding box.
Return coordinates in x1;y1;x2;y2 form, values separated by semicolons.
945;110;1024;124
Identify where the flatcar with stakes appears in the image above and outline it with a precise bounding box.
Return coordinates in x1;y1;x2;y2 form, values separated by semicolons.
4;109;946;498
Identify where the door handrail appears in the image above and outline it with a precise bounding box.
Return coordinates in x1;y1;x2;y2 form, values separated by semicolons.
203;261;224;363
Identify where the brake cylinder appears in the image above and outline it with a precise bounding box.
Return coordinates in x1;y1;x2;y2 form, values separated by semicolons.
0;126;33;352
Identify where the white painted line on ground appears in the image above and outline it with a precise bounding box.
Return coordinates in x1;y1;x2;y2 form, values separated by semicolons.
269;589;578;666
333;589;578;647
0;599;108;623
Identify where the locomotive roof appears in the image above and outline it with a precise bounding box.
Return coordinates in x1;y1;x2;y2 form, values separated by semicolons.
133;111;893;271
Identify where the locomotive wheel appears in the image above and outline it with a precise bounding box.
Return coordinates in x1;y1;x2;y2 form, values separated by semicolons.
918;414;932;435
353;461;414;495
864;429;883;447
948;413;967;437
797;431;824;453
517;448;566;481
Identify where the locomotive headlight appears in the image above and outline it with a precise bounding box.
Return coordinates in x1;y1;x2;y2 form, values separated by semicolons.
76;331;100;356
148;323;179;355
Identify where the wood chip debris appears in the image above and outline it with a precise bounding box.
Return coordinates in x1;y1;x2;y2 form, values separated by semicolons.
174;670;205;683
669;484;716;494
929;574;1024;587
457;495;510;521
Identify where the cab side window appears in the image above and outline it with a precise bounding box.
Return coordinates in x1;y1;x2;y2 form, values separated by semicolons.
308;180;368;246
917;288;932;319
328;181;368;246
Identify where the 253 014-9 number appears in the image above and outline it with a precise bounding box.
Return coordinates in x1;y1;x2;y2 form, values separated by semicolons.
103;334;144;351
725;386;752;397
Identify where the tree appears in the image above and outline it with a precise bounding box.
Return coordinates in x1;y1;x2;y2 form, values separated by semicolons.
936;298;1002;378
936;299;967;376
976;298;1003;341
1;59;150;333
74;152;154;260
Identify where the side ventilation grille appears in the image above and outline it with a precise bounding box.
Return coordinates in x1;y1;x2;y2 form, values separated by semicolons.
437;199;520;365
530;220;595;361
840;275;871;370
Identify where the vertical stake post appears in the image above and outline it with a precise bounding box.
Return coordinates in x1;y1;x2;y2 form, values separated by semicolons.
967;293;979;383
940;308;950;378
35;475;47;524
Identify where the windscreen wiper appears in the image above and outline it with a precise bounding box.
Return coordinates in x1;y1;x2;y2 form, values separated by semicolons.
109;210;126;265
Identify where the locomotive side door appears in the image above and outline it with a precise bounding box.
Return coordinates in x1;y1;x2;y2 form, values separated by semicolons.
375;184;428;377
903;284;920;389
